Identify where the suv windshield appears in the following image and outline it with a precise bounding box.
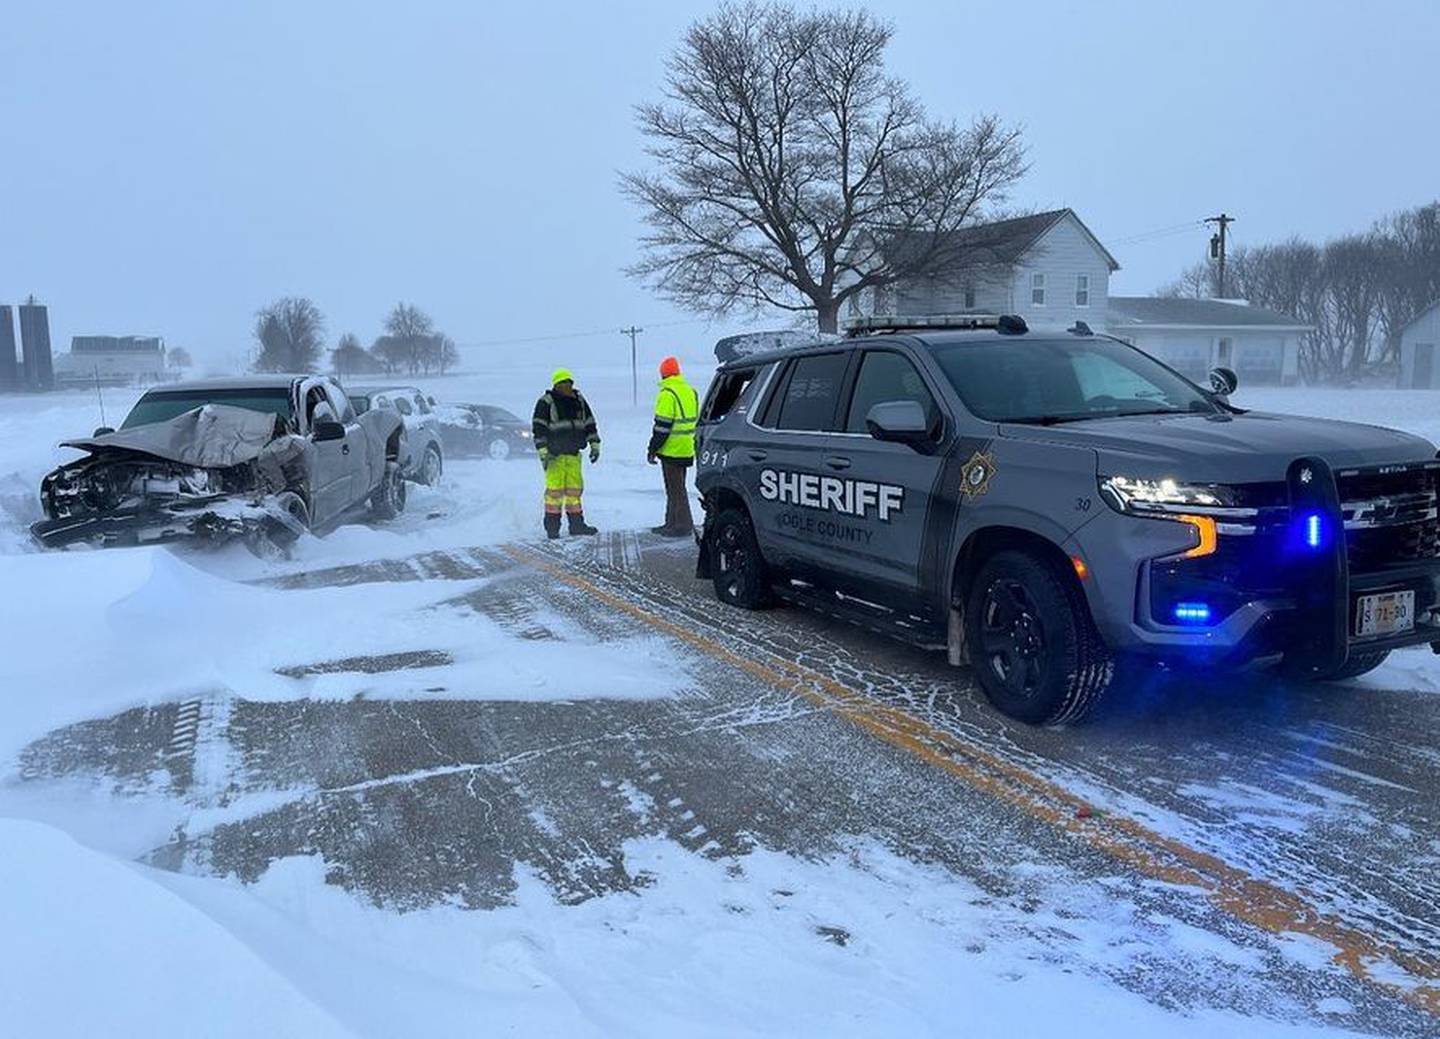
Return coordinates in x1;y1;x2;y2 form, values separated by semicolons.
929;337;1217;424
121;387;294;429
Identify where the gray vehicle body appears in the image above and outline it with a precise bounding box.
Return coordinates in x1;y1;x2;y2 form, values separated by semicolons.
33;375;406;549
349;385;444;482
694;325;1440;675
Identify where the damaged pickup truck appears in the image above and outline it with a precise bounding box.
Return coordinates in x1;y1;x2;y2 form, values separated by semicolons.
32;375;409;553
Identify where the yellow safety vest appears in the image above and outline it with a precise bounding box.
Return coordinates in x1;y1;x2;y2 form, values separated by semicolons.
652;375;699;459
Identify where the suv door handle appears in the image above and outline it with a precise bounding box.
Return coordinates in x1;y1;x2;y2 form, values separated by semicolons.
341;443;350;455
824;456;851;471
747;449;768;462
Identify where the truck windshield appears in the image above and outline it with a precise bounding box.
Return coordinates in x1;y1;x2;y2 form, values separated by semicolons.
929;338;1218;424
121;388;294;429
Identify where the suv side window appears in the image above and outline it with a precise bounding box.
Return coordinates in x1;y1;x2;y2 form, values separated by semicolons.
395;397;414;416
414;393;432;415
703;366;762;421
844;350;939;433
773;353;849;431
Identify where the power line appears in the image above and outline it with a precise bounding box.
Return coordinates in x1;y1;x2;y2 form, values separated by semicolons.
1108;220;1207;247
456;317;708;349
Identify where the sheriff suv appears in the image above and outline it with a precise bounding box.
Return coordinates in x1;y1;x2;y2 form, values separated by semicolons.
694;315;1440;724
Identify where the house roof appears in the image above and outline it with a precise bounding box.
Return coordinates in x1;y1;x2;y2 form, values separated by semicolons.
1403;299;1440;334
1108;296;1311;330
880;209;1121;273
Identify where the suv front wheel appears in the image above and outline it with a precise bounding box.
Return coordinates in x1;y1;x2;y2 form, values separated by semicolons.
709;508;772;609
965;550;1113;725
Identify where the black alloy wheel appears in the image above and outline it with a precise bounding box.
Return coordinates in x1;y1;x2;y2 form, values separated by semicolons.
710;508;771;609
979;577;1048;701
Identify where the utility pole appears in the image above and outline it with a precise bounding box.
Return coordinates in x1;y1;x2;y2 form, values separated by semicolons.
1205;213;1235;297
620;325;644;407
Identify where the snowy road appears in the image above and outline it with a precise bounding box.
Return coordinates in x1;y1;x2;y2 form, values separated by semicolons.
9;529;1440;1036
7;376;1440;1035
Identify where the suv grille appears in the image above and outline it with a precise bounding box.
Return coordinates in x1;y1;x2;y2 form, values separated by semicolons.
1339;466;1440;572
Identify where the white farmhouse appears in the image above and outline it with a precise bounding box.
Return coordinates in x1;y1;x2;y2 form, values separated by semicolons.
1398;300;1440;388
848;209;1121;331
849;208;1311;386
1107;297;1307;386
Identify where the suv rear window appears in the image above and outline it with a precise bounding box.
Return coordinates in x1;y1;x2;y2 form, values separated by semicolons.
771;353;849;431
702;367;762;421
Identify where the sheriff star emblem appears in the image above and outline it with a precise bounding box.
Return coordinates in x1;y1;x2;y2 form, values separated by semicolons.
960;450;997;499
1300;467;1313;484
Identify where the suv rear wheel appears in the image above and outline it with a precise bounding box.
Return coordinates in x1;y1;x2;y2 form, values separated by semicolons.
709;508;772;609
965;550;1113;725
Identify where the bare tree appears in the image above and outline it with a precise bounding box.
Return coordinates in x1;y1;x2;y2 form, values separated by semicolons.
622;2;1026;333
382;302;437;375
1155;259;1217;299
167;346;193;371
253;297;325;372
331;332;377;377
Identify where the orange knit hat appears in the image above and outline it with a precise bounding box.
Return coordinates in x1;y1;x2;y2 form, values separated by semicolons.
659;356;681;378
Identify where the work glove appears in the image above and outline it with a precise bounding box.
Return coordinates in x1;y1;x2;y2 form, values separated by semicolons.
589;443;601;464
647;452;658;465
539;450;551;470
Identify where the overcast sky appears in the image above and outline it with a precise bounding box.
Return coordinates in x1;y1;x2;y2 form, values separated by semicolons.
3;0;1437;371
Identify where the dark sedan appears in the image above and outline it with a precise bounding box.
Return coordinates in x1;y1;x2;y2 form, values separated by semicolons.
436;403;536;460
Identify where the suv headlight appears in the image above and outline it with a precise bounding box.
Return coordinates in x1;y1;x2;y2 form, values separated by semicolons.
1100;476;1234;512
1100;476;1245;560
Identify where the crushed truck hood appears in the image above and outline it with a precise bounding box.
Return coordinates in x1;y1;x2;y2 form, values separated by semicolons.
62;404;285;468
1000;410;1438;483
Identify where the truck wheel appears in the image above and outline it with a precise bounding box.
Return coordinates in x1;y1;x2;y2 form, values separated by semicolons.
1307;649;1391;683
370;462;407;521
709;508;772;609
965;550;1113;725
244;491;310;558
419;444;443;485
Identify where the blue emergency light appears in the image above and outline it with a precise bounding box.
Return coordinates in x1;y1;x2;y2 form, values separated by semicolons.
1172;602;1212;624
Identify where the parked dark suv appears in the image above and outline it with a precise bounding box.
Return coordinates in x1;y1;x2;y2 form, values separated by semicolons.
694;315;1440;724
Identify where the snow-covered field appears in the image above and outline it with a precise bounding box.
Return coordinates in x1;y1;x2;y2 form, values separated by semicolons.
3;368;1438;1036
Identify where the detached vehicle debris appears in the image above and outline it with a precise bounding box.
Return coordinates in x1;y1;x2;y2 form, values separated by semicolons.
32;375;408;553
695;314;1440;725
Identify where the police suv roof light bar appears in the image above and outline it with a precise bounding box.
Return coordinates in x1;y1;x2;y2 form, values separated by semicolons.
842;314;1028;337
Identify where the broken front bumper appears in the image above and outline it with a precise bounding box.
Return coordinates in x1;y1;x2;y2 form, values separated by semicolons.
31;495;304;550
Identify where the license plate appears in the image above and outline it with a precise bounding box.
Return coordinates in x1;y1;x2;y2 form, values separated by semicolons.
1355;589;1415;638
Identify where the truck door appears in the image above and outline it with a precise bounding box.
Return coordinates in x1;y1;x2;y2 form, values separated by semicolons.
301;380;350;526
824;347;950;611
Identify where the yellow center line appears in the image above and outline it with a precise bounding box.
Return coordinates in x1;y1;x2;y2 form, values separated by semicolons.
505;544;1440;1016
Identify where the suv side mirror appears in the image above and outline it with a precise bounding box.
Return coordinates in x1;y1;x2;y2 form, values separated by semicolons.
1209;366;1238;397
93;426;115;437
312;420;346;442
865;400;932;446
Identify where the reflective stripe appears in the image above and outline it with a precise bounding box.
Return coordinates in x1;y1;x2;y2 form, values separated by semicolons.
653;376;700;460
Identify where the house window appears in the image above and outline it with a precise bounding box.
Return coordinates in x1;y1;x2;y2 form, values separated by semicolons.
963;283;976;310
1075;274;1090;307
1031;273;1046;306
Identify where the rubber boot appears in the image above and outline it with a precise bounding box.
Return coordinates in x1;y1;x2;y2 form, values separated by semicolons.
544;513;562;540
568;512;598;536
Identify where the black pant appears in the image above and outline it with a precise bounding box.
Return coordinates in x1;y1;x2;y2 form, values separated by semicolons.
661;457;694;532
